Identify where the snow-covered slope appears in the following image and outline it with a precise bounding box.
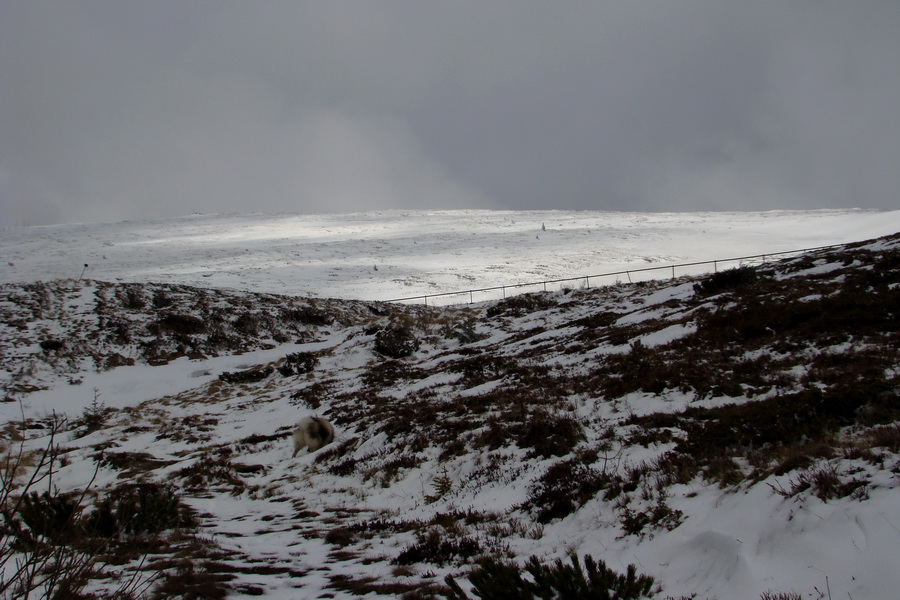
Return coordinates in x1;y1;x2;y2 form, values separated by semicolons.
1;210;899;600
3;209;898;302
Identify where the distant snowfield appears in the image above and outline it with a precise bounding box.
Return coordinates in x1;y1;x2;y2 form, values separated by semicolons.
3;209;898;303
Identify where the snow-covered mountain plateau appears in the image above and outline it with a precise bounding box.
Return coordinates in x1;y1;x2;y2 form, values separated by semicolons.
1;209;899;600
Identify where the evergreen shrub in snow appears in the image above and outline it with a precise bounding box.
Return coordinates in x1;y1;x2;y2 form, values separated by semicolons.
374;325;420;359
444;554;656;600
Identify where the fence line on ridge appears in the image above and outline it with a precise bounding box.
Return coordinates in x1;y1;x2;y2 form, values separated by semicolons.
384;242;846;306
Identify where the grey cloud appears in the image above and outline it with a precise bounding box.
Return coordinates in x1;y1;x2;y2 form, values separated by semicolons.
1;1;898;225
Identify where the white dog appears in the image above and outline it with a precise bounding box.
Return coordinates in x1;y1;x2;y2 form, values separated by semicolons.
292;416;335;457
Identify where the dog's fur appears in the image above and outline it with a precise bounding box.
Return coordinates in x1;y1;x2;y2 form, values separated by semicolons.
292;416;335;457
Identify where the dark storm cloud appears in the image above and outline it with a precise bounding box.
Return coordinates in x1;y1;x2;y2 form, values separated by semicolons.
1;1;898;225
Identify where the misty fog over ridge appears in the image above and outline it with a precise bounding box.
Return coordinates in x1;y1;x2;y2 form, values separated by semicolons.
4;3;899;227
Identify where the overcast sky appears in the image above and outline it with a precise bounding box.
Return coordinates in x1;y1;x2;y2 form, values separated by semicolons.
2;1;898;225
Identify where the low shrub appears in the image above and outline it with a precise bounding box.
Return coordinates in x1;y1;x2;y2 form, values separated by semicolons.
232;311;262;335
78;392;113;435
16;491;80;545
171;457;245;495
314;437;360;466
327;574;433;598
152;289;174;308
516;411;585;459
444;318;487;345
444;554;656;600
282;305;333;326
522;456;615;524
219;366;273;384
693;265;760;296
119;286;147;310
324;527;356;547
151;561;232;600
572;310;622;329
394;529;482;567
676;386;874;458
39;339;66;353
479;403;584;459
278;351;319;376
619;500;683;537
153;313;205;335
772;464;868;501
290;382;331;409
486;293;555;318
88;482;195;538
374;326;420;359
864;424;900;453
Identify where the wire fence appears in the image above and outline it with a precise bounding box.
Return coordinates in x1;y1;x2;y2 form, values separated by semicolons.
385;242;845;306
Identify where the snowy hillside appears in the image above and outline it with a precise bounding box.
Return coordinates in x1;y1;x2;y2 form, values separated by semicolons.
3;209;899;302
1;210;899;600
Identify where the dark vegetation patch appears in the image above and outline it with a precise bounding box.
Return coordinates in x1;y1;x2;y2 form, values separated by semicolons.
327;573;441;598
2;429;214;600
0;281;377;383
693;265;761;296
374;325;421;359
324;369;585;480
449;354;516;386
442;316;487;345
521;452;618;524
171;456;247;496
278;351;319;376
97;451;178;475
39;339;66;352
479;407;584;459
572;245;900;402
281;303;333;325
155;414;220;444
445;554;655;600
290;381;332;409
150;561;233;600
770;464;869;501
393;529;483;567
864;424;900;453
625;381;900;492
218;365;273;384
152;313;206;336
676;385;899;457
570;310;622;330
87;482;197;537
238;431;289;446
486;293;555;318
361;359;428;389
618;500;684;537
